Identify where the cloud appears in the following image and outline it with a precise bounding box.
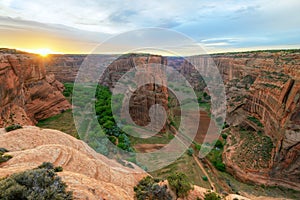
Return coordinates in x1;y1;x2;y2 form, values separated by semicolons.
0;0;300;53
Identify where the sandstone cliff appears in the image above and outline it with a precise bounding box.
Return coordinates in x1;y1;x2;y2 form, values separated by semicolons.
0;50;71;127
177;51;300;190
100;54;169;132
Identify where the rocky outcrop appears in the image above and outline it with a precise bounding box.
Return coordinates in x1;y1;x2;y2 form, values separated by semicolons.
0;126;147;199
0;50;71;127
177;51;300;190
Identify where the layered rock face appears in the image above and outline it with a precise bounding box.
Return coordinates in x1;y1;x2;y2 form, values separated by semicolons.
44;54;85;82
0;50;71;126
177;51;300;189
101;54;169;132
0;126;147;199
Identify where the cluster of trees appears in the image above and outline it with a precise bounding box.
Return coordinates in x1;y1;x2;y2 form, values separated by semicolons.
0;162;73;199
95;86;133;152
63;83;133;153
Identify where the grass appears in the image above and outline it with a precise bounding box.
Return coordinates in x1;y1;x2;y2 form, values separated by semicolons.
37;109;79;139
150;153;211;189
130;132;174;145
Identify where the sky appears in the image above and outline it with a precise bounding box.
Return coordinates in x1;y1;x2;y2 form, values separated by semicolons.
0;0;300;55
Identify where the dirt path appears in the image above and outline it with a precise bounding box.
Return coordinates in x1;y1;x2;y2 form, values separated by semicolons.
192;155;216;191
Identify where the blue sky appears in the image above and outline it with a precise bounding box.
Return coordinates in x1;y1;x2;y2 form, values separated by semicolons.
0;0;300;54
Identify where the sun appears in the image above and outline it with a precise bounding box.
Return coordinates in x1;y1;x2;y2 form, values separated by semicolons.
34;48;52;57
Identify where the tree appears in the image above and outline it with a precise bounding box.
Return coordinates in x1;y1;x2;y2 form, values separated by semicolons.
187;148;194;156
134;176;172;200
204;191;221;200
167;172;193;198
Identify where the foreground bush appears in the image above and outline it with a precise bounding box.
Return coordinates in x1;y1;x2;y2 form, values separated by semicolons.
0;162;73;200
167;172;193;198
134;176;172;200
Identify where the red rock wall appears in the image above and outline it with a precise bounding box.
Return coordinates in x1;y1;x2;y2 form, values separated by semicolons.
101;54;169;132
0;52;71;127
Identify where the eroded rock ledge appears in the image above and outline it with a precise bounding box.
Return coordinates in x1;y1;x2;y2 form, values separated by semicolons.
0;51;71;127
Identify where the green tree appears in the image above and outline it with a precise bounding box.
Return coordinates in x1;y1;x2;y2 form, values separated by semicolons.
204;191;221;200
134;176;172;200
187;148;194;156
167;172;193;198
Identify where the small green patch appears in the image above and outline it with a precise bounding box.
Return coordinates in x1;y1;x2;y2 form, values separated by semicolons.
5;124;22;132
247;116;263;127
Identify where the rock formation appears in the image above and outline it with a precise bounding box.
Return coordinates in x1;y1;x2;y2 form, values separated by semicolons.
176;51;300;190
0;126;147;199
101;54;169;132
0;49;71;127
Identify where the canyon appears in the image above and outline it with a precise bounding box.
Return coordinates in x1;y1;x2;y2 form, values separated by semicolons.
0;48;299;198
45;50;300;191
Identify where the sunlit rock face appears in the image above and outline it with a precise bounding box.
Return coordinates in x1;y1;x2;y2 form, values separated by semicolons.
174;51;300;190
0;50;71;127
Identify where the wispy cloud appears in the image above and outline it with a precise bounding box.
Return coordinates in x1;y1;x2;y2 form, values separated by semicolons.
0;0;300;53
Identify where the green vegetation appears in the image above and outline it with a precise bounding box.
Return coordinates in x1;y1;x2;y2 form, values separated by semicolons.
234;130;273;169
221;133;228;140
37;109;79;138
134;176;172;200
0;148;12;164
204;191;221;200
196;91;211;112
150;152;211;189
187;148;194;156
63;82;74;98
247;116;263;127
262;83;280;89
94;85;133;152
0;162;73;200
5;124;22;132
167;172;193;198
207;141;226;172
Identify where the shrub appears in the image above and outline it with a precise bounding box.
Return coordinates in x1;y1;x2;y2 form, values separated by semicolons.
0;148;12;164
187;148;194;156
134;176;172;200
5;124;22;132
202;176;208;181
54;166;63;172
0;162;73;199
204;191;221;200
0;154;12;163
215;163;226;172
221;133;228;140
214;140;223;149
195;144;201;151
167;172;193;198
0;148;8;153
